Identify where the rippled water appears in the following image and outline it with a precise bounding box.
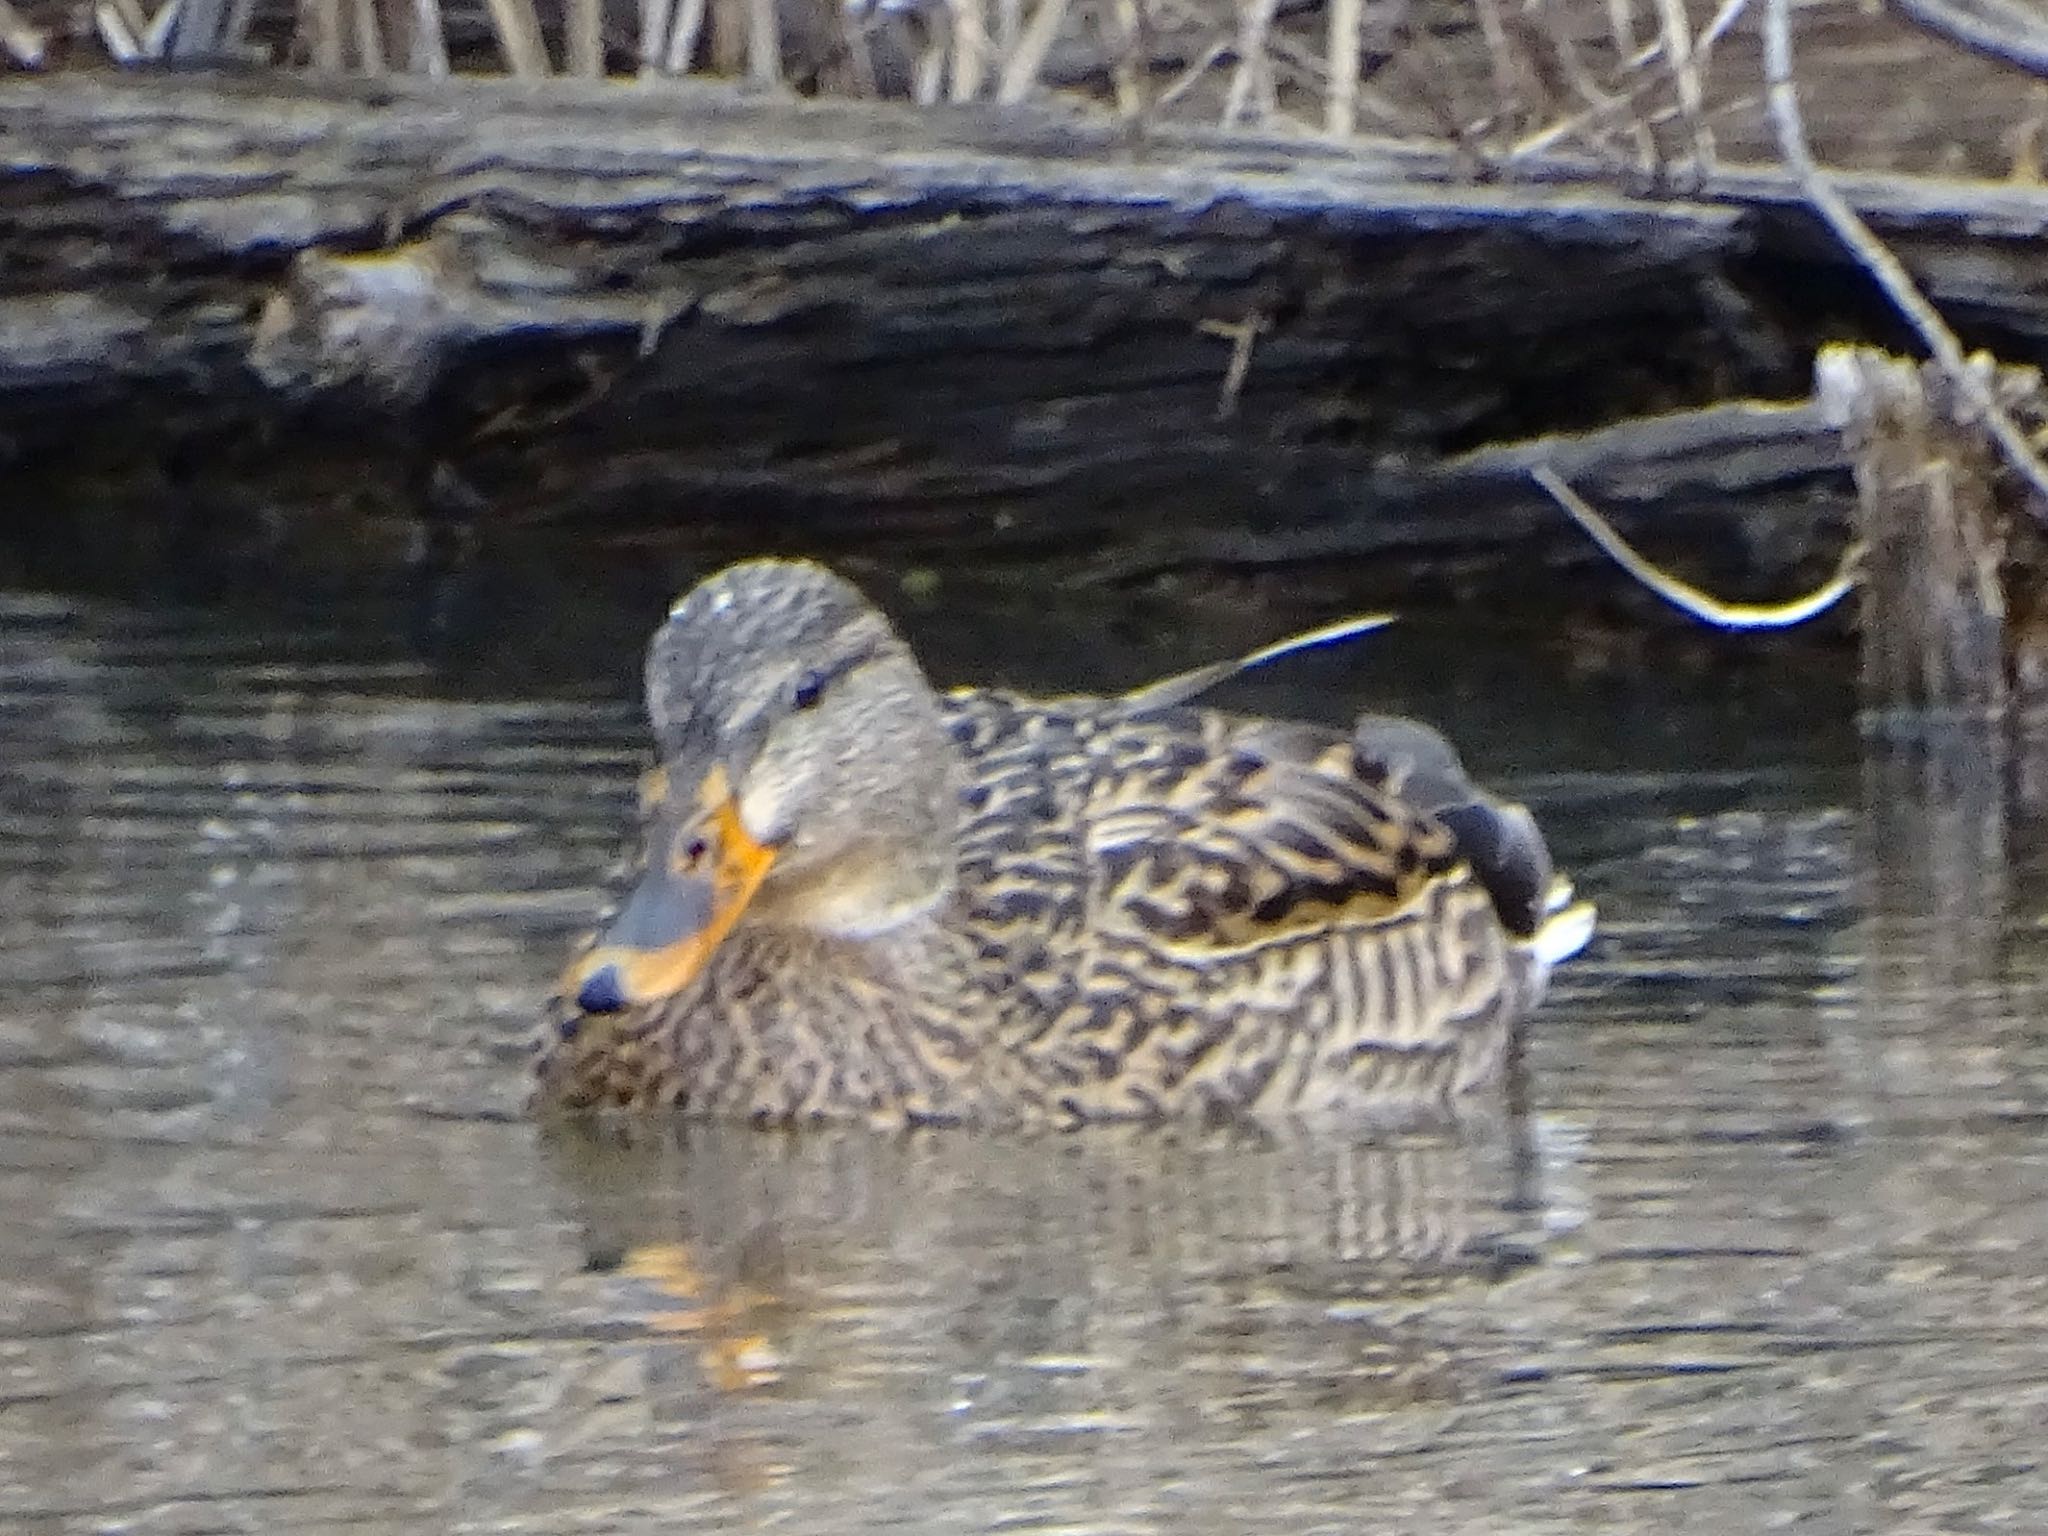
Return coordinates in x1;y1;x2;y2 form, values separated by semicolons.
3;581;2046;1534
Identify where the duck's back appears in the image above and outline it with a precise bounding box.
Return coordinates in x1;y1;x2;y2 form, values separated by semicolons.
938;691;1577;1123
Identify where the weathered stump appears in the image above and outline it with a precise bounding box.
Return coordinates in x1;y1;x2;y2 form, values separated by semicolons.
1816;343;2048;723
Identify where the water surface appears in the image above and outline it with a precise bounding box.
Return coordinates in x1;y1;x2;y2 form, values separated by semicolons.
1;582;2044;1534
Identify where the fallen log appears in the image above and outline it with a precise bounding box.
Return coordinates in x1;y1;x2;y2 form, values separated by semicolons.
2;71;2048;607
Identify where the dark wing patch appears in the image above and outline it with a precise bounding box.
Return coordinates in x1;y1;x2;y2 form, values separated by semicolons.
1085;715;1463;954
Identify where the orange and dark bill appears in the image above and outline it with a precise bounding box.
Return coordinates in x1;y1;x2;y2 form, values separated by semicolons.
563;766;776;1014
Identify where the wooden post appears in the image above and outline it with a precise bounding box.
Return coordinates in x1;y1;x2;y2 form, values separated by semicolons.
1816;343;2048;725
1816;346;2009;721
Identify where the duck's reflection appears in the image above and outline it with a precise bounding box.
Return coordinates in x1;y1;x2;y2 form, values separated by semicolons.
540;1115;1554;1435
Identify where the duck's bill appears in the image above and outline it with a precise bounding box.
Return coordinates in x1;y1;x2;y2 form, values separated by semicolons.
562;776;776;1013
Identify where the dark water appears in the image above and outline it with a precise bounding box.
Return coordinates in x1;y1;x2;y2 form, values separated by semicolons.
3;581;2046;1534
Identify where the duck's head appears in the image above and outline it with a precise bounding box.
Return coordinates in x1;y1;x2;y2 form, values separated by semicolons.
563;560;962;1015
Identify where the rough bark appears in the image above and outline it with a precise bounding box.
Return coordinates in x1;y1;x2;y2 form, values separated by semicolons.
4;71;2048;603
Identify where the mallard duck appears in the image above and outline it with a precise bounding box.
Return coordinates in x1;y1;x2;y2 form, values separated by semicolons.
532;559;1593;1125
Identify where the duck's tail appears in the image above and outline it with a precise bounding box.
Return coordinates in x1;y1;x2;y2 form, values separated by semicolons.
1524;873;1597;971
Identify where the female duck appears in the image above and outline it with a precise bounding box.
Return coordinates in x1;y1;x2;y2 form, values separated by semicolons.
534;560;1592;1124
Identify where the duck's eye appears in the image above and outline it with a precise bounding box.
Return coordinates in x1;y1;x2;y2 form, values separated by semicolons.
791;670;827;710
674;834;710;874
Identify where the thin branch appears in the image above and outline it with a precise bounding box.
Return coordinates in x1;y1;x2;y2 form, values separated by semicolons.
1533;465;1859;629
1889;0;2048;82
1766;0;2048;518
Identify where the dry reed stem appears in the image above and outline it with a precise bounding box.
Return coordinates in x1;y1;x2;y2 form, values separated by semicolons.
93;0;140;57
662;0;706;73
1892;0;2048;81
1223;0;1278;127
1325;0;1360;135
640;0;672;72
1110;0;1145;117
1507;35;1666;162
168;0;224;55
840;12;879;95
222;0;258;56
1472;0;1532;132
1199;313;1267;419
996;0;1067;102
745;0;781;88
1602;0;1640;56
1765;0;2048;517
567;0;602;74
0;0;45;62
1695;0;1749;61
951;0;990;102
1155;35;1231;108
405;0;448;73
1651;0;1711;165
485;0;551;73
303;0;344;67
141;0;181;54
351;0;385;71
914;23;947;103
103;0;154;46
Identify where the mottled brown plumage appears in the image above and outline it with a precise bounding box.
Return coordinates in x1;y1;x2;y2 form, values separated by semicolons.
533;560;1593;1125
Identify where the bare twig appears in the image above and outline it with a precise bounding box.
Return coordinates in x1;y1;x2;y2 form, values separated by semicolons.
1534;465;1859;629
350;0;385;72
1602;0;1640;56
168;0;224;57
1472;0;1523;129
951;0;989;101
94;0;142;59
661;0;705;73
404;0;447;74
485;0;551;73
1696;0;1751;62
1222;0;1279;128
640;0;673;73
996;0;1066;103
1326;0;1360;135
567;0;603;75
1199;312;1268;420
1109;0;1146;118
913;20;947;103
143;0;182;55
1155;35;1232;109
1653;0;1713;166
745;0;781;88
1889;0;2048;82
0;0;46;63
1766;0;2048;517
